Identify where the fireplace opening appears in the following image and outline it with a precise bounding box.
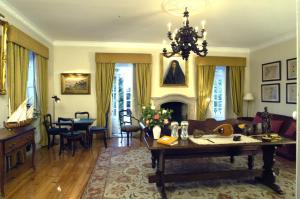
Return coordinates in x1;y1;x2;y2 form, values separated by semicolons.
161;102;188;123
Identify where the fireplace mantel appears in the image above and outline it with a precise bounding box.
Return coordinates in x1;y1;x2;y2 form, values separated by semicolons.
152;95;197;120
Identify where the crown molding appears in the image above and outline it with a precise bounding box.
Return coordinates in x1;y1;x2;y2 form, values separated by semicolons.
0;0;52;44
250;32;296;52
53;40;250;54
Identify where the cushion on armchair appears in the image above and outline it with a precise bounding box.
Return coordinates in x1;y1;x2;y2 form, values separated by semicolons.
284;121;296;139
271;120;283;132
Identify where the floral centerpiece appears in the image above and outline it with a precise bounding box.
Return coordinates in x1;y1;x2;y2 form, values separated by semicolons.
141;105;173;128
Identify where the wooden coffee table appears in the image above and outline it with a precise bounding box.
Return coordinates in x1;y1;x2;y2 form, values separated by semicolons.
144;135;295;199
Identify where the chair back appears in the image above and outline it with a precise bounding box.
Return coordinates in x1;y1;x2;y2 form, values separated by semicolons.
119;109;133;127
43;114;53;131
58;117;74;135
75;112;90;119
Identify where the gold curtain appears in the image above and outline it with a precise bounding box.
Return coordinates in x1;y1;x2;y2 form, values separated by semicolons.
0;23;8;95
196;65;216;120
96;63;115;126
229;66;245;117
36;55;48;146
135;63;152;113
7;42;29;111
7;42;29;167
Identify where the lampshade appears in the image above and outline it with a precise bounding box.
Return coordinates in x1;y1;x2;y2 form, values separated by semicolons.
292;111;297;120
243;93;254;101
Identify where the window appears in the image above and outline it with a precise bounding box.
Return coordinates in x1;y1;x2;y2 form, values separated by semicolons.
211;66;226;120
26;51;36;107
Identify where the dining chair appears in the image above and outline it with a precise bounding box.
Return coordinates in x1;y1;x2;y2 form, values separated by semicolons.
75;111;90;119
58;117;85;156
89;112;109;148
43;114;68;149
119;109;142;146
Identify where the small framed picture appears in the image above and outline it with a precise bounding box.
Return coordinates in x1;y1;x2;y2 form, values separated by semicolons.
286;83;296;104
286;58;297;80
160;54;188;87
61;73;91;95
261;83;280;103
262;61;281;82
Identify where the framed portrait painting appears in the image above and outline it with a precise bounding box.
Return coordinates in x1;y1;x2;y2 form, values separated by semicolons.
286;83;296;104
286;58;297;80
261;83;280;103
160;54;188;87
61;73;91;94
262;61;281;82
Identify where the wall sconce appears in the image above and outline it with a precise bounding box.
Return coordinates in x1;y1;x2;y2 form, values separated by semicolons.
52;95;61;121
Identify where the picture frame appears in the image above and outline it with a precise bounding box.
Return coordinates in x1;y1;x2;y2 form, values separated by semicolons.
160;54;188;87
286;83;296;104
261;83;280;103
262;61;281;82
286;58;297;80
61;73;91;95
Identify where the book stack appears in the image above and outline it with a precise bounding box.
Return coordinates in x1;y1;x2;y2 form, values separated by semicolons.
157;136;178;146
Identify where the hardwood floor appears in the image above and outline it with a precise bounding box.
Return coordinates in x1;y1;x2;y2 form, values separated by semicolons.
4;136;143;199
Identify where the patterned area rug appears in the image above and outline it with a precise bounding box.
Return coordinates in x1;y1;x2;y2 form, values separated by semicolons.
81;146;295;199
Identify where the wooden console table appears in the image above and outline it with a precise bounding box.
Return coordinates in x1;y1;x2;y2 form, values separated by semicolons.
144;136;295;199
0;125;36;197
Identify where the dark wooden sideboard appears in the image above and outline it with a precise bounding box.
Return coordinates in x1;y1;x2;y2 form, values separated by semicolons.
0;125;36;197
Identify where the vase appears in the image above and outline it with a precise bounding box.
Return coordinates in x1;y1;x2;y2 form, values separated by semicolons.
153;125;161;139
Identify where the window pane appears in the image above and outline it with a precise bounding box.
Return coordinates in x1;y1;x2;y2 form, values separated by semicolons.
211;66;226;121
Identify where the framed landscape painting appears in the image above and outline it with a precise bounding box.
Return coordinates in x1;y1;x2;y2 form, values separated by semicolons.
61;73;91;94
160;54;188;87
286;83;296;104
262;61;281;82
261;83;280;103
286;58;297;80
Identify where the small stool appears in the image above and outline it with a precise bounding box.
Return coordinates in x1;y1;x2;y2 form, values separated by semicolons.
89;126;107;148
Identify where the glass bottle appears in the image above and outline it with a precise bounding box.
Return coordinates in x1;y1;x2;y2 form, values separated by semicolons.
180;121;189;140
170;121;179;139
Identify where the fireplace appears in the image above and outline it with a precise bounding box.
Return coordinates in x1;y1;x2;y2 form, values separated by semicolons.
152;95;197;120
161;102;188;123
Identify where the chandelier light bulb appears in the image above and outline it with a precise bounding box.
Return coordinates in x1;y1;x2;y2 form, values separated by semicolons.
203;31;207;40
201;20;206;29
162;39;166;45
167;22;172;31
174;28;178;33
195;26;199;32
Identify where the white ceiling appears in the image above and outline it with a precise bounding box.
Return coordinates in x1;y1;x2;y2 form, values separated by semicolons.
2;0;297;48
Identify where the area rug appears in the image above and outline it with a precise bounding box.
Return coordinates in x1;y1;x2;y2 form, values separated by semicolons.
81;146;295;199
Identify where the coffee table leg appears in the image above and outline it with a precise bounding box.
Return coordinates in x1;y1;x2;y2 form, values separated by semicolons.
248;155;254;170
256;145;283;194
156;151;167;199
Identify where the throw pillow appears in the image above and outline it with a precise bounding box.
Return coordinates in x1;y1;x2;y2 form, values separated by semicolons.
271;120;284;133
284;121;296;139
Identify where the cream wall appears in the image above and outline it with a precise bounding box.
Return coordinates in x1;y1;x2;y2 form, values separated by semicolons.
53;43;249;120
0;6;54;128
249;38;297;117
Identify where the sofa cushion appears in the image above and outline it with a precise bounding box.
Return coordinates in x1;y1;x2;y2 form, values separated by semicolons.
284;121;296;139
271;120;283;132
253;115;262;124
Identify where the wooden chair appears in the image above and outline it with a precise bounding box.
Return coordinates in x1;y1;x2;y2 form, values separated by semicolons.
119;109;141;146
75;111;90;119
58;117;85;156
88;112;108;148
43;114;68;149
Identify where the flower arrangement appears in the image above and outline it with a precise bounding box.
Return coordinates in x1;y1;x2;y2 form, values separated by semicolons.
141;105;173;128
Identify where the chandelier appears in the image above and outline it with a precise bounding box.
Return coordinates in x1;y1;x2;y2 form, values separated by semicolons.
162;7;208;60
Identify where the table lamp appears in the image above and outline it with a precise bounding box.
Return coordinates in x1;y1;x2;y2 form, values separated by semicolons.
52;95;61;121
243;93;254;117
292;111;297;120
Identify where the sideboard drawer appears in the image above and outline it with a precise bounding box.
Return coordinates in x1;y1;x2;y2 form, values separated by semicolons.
4;132;34;153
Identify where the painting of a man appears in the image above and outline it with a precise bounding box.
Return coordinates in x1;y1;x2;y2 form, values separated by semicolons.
163;60;185;85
